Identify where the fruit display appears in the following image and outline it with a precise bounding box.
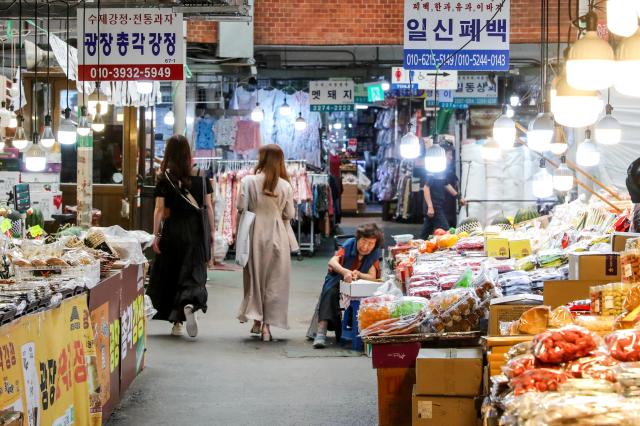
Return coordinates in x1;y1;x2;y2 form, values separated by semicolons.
491;214;514;232
532;326;599;364
605;329;640;362
510;368;568;395
456;217;483;236
514;207;540;225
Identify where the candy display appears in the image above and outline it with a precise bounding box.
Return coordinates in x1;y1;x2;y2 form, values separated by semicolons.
532;326;599;364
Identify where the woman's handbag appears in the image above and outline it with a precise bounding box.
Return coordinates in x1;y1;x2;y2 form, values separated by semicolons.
235;177;255;267
200;175;212;262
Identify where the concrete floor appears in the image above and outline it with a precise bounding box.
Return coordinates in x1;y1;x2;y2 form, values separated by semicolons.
107;218;422;426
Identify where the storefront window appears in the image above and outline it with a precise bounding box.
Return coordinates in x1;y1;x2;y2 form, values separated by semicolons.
59;90;124;184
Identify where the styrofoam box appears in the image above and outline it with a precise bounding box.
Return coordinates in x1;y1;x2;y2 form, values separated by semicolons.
340;279;381;297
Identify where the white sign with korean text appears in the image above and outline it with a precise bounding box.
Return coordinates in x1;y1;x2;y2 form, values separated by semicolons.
453;75;498;105
77;8;184;81
309;81;355;112
404;0;510;71
391;67;458;90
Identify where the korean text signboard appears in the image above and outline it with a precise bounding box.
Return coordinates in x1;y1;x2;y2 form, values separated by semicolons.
78;8;184;81
403;0;510;71
453;75;498;105
309;81;355;112
391;67;458;90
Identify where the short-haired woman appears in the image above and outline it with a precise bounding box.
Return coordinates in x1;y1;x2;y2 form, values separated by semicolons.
312;223;384;349
147;135;214;338
236;144;298;341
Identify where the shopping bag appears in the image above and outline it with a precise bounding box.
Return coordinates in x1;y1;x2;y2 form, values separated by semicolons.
235;177;255;267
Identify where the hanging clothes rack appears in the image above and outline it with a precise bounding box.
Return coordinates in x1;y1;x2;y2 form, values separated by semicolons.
299;172;330;257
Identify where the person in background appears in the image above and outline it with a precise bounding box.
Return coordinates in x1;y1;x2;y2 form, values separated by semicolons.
442;143;460;228
147;135;214;338
236;144;298;342
420;145;465;239
311;223;384;349
626;158;640;231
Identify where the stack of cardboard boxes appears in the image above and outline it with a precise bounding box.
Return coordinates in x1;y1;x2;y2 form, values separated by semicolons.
412;348;483;425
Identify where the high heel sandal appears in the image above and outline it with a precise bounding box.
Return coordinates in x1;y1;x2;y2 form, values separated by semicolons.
250;322;261;335
261;329;272;342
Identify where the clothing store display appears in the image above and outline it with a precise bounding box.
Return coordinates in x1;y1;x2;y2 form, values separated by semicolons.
234;120;261;155
372;160;400;202
231;85;258;111
148;175;212;324
215;117;238;147
236;173;297;330
195;115;216;150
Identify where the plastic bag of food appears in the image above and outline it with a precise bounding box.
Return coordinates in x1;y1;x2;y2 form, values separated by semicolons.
516;255;538;272
408;285;439;299
518;306;550;335
454;268;473;288
510;368;568;395
359;296;428;337
428;288;482;333
605;329;640;362
532;326;599;364
213;232;229;263
574;315;616;333
358;294;397;331
506;341;532;360
548;306;575;328
373;279;404;298
472;267;502;301
502;354;537;379
565;352;619;382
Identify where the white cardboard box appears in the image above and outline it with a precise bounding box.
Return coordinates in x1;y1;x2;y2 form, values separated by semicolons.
339;280;381;297
0;171;20;198
29;191;62;221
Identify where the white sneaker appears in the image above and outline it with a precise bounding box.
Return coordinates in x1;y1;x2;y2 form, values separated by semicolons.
184;305;198;338
171;323;183;336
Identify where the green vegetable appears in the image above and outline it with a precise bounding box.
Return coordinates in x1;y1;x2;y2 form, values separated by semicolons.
25;208;45;229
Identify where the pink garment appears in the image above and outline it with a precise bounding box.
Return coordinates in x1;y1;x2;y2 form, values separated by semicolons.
234;121;261;154
223;172;235;245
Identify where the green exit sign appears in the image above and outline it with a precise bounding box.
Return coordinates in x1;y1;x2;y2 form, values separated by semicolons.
367;84;385;103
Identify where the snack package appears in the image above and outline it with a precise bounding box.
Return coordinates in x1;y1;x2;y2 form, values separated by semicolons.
503;354;537;379
428;288;481;333
518;306;551;335
623;284;640;312
454;268;473;288
510;368;568;395
358;295;395;331
532;326;599;364
574;315;616;333
473;268;502;301
506;341;532;360
548;306;575;328
596;283;634;316
565;353;619;382
621;248;640;284
359;296;428;337
605;329;640;362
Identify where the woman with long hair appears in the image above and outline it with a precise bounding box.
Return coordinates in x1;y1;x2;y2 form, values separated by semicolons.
147;135;214;338
237;144;298;341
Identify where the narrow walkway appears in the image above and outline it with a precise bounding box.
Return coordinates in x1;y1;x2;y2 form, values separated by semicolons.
107;218;422;426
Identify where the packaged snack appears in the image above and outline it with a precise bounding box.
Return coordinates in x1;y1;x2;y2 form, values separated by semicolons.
502;354;536;379
605;329;640;362
596;283;634;316
532;326;599;364
621;248;640;284
624;284;640;312
506;341;532;360
518;306;550;335
565;353;619;382
574;315;616;333
548;306;575;328
428;288;482;333
510;368;568;395
359;297;428;337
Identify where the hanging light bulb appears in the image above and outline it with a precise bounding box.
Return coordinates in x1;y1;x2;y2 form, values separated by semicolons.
77;107;91;136
492;113;516;150
40;115;56;148
510;95;520;107
334;121;343;130
482;138;502;161
381;81;391;91
553;159;574;192
595;105;622;145
13;115;30;150
551;74;604;128
399;127;420;159
550;130;569;155
91;103;105;132
58;108;77;145
0;102;11;128
607;0;639;37
576;130;601;167
137;81;154;95
527;113;554;152
566;12;616;91
425;144;447;173
251;103;264;122
505;106;515;118
8;108;17;129
24;135;46;172
279;98;292;116
615;29;640;97
532;159;554;198
87;99;109;118
294;112;307;131
164;110;175;126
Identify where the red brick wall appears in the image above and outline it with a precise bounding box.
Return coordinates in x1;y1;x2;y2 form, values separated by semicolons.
188;0;577;45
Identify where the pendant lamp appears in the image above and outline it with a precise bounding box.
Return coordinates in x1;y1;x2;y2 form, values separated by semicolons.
492;113;516;150
615;28;640;97
566;12;616;91
333;121;343;130
607;0;639;37
576;130;601;167
41;115;56;149
553;158;574;192
251;103;264;123
58;0;76;145
549;130;569;155
8;107;17;129
532;159;554;198
77;107;91;136
551;74;603;128
279;97;292;116
482;138;501;161
424;144;447;173
164;110;175;126
595;104;622;145
399;126;420;159
527;113;554;152
137;81;154;95
14;0;30;150
294;112;306;131
13;116;29;150
91;104;105;132
40;3;56;149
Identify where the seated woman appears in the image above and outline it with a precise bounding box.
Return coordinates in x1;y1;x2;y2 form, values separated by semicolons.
311;223;384;349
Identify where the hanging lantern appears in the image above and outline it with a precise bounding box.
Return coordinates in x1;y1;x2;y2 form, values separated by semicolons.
595;105;622;145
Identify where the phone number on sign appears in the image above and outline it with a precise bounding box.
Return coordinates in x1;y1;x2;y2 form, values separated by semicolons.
78;64;182;81
405;52;508;69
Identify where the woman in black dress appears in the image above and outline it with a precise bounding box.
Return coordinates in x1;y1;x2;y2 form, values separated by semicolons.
147;135;214;338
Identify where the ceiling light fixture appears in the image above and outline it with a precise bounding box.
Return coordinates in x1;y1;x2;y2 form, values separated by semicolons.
58;0;76;145
576;130;601;167
532;158;554;198
615;28;640;97
553;157;574;192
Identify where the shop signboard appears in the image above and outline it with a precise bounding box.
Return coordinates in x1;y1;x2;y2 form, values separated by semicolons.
309;80;355;112
391;67;458;90
453;74;498;105
77;8;184;81
424;89;455;107
354;84;369;104
403;0;510;71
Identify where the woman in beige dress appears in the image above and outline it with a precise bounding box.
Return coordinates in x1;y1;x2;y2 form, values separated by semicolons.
237;144;298;341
